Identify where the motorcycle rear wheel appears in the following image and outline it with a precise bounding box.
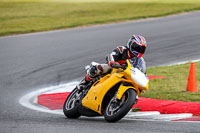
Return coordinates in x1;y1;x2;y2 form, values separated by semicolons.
104;89;136;122
63;88;81;118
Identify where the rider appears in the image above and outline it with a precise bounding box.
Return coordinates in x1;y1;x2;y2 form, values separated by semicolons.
77;34;147;90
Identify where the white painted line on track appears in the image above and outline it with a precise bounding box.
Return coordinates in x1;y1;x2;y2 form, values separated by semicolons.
149;59;200;68
163;59;200;67
130;113;193;121
151;113;193;121
19;81;79;115
127;111;160;117
126;112;193;121
124;118;200;123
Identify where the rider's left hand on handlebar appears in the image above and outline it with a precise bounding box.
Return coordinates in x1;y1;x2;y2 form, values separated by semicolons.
108;61;120;68
108;61;127;70
121;64;127;70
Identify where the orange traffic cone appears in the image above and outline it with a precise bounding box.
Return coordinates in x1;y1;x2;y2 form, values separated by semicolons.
186;62;198;92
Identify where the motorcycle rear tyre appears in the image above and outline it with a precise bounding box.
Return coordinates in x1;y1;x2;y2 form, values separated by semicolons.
63;88;81;118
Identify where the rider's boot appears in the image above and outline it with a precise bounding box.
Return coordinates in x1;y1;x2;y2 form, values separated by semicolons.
77;79;87;91
77;74;93;91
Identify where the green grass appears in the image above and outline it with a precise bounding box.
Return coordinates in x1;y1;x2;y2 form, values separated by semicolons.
67;0;200;3
141;62;200;102
3;0;200;3
1;0;200;36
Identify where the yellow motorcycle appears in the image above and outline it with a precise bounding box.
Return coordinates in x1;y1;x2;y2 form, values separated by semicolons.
63;59;149;122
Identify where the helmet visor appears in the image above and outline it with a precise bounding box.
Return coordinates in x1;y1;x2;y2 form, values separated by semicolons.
130;41;146;54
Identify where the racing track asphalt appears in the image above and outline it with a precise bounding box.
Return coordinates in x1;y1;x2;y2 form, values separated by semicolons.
0;11;200;133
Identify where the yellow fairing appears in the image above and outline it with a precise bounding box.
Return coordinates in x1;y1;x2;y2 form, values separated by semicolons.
82;59;149;115
82;72;123;114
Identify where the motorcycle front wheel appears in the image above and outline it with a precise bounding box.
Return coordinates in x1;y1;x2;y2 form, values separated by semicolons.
104;89;136;122
63;88;82;118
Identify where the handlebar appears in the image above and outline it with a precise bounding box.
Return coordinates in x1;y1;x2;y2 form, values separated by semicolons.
111;64;127;70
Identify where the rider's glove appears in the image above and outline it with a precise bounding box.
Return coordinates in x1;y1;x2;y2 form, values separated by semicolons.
108;61;120;68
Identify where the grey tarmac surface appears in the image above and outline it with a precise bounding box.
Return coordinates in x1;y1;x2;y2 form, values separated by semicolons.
0;11;200;133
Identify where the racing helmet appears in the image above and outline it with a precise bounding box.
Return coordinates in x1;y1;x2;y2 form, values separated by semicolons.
127;35;147;58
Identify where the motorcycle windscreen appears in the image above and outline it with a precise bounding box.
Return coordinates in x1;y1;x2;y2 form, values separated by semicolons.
130;67;149;90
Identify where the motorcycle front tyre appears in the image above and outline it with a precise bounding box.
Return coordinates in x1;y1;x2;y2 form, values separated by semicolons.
63;88;81;118
104;89;136;122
